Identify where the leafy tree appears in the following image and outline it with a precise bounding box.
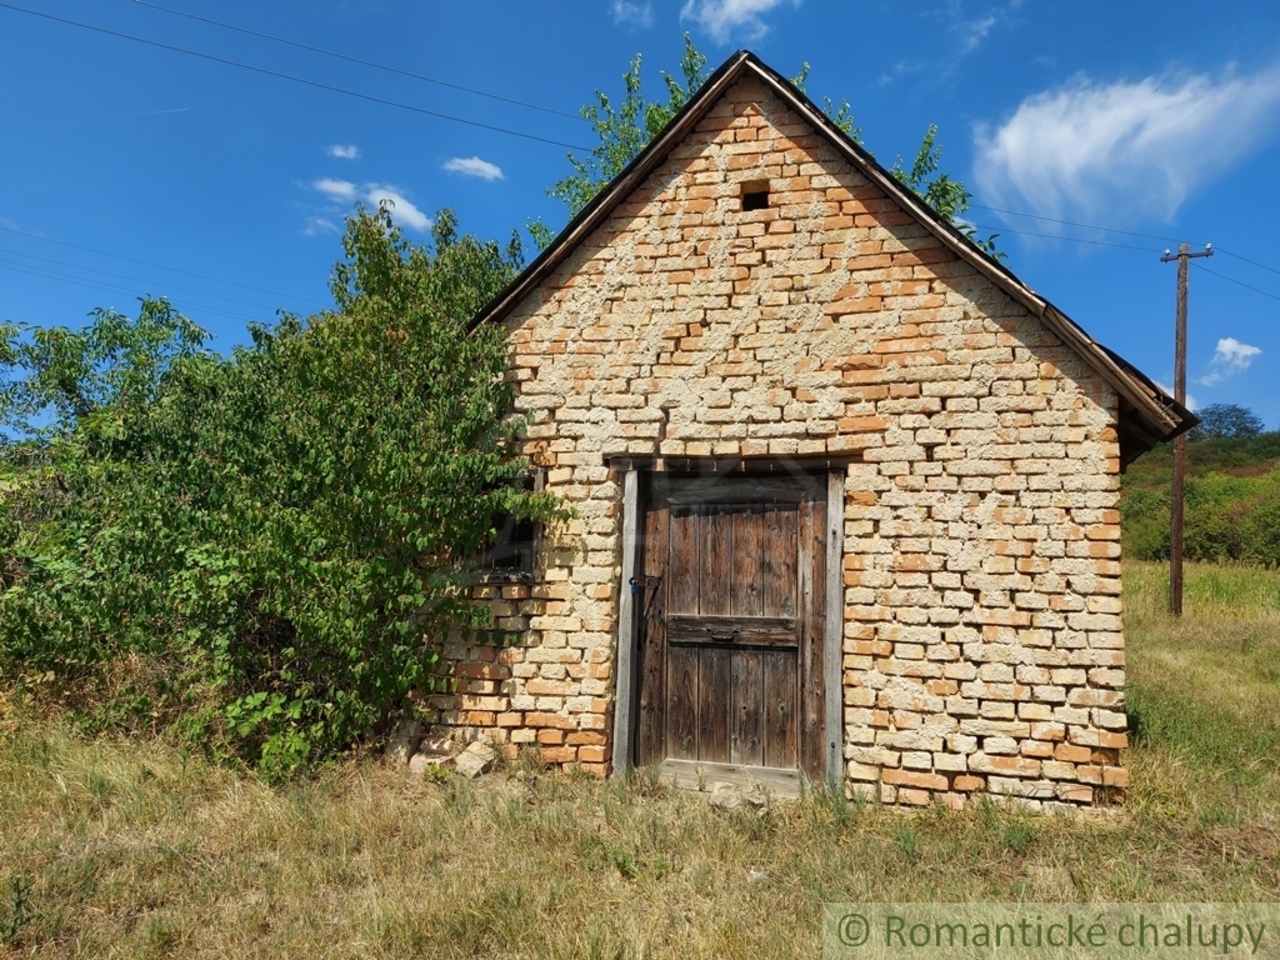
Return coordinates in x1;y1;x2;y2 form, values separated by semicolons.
547;35;708;221
787;61;859;140
540;36;999;256
1188;403;1265;442
0;206;564;775
0;298;208;444
888;125;1000;257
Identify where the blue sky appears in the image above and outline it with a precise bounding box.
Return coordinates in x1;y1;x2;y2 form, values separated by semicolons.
3;0;1279;427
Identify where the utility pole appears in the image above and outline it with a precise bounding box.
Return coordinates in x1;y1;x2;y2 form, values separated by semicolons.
1160;241;1212;616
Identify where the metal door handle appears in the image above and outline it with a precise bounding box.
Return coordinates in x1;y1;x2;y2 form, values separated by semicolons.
707;628;739;642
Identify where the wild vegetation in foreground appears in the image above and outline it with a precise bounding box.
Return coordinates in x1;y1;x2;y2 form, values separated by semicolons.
1;559;1278;959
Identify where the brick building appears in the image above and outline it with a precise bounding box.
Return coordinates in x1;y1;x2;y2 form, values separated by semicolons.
427;51;1194;809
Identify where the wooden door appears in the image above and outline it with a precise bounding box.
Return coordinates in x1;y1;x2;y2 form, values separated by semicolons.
635;473;827;782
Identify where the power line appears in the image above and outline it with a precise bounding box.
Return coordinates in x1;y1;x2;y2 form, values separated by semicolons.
972;223;1280;300
0;259;258;324
131;0;585;122
1216;247;1280;279
0;246;285;312
971;221;1280;302
968;204;1189;245
0;224;326;307
0;3;591;151
968;223;1164;253
1198;265;1280;303
971;205;1280;275
17;3;1280;277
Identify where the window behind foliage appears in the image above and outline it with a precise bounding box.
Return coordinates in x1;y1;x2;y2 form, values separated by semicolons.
476;472;540;576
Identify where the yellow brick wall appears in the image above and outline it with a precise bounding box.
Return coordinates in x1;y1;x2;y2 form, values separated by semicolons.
426;74;1126;809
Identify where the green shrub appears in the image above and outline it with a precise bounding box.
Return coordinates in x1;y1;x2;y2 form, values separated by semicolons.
0;207;565;773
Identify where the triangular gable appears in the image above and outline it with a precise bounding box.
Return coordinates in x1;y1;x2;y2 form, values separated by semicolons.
471;50;1194;464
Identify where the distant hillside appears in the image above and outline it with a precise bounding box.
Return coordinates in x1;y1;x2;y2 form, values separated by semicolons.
1121;430;1280;565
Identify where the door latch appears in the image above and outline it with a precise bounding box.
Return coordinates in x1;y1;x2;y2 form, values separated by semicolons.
629;575;661;595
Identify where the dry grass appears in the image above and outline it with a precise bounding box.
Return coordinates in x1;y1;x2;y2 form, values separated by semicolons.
1124;561;1280;790
2;561;1279;958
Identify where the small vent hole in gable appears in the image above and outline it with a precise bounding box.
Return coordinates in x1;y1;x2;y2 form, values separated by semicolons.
740;179;770;211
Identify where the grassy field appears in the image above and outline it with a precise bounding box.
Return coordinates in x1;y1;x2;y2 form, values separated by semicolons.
2;561;1279;959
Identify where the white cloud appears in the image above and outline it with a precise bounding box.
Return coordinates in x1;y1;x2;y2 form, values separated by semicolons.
879;58;927;87
303;217;340;236
974;65;1280;225
307;179;432;232
364;185;432;232
1155;381;1199;412
939;1;1007;55
680;0;799;43
959;14;997;53
881;4;1010;87
1199;337;1262;386
442;156;505;181
327;144;360;160
313;178;358;202
611;0;653;28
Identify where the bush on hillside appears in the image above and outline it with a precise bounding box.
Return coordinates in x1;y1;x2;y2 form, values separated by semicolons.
1121;409;1280;567
1121;467;1280;566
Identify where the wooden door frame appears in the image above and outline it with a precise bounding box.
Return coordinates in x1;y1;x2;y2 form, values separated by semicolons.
611;463;845;790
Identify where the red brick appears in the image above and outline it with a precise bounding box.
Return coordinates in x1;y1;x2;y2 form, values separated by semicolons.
882;769;948;791
539;746;578;765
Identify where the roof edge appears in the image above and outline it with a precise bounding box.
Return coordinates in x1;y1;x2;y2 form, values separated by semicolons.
469;49;1193;455
468;49;754;334
738;54;1189;448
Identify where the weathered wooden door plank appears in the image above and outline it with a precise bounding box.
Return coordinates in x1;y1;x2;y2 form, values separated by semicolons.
730;648;764;766
635;476;669;767
730;504;763;618
666;645;698;760
825;470;845;789
697;648;731;761
762;648;798;768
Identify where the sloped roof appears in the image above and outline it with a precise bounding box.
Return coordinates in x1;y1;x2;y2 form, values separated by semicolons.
471;50;1195;464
